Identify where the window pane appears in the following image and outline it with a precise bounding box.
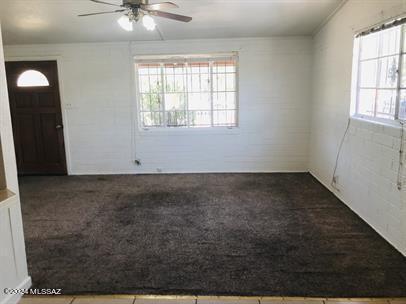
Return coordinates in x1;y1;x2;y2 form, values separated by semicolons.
226;73;235;91
360;32;379;60
166;111;187;127
188;93;210;110
214;62;227;73
147;65;160;75
381;26;401;56
138;66;149;75
376;89;396;119
356;25;402;121
189;74;201;92
165;93;186;111
378;56;398;88
140;94;161;111
226;64;236;73
149;75;161;92
399;90;406;120
138;64;160;75
213;92;236;110
190;65;200;73
359;60;377;87
164;64;173;74
136;57;237;128
213;110;236;126
189;111;211;127
140;94;150;111
401;55;406;88
358;89;376;117
175;75;185;92
164;63;185;74
17;70;49;87
142;112;163;127
174;64;185;74
139;75;150;93
200;63;209;73
164;73;185;92
404;26;406;52
213;73;226;91
200;74;210;92
189;62;209;74
226;92;236;109
213;92;226;109
164;74;175;92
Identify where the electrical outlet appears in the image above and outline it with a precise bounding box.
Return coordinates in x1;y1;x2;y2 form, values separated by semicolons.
156;168;162;173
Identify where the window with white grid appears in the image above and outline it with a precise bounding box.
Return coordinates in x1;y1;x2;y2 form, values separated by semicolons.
136;54;238;129
354;20;406;121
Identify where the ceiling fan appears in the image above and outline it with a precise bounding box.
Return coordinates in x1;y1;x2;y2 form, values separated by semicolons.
78;0;192;31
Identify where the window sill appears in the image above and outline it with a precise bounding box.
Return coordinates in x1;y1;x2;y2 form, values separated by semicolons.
137;126;241;136
350;115;404;137
351;115;403;129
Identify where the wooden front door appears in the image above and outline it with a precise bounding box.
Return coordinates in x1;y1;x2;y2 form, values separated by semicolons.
5;61;67;175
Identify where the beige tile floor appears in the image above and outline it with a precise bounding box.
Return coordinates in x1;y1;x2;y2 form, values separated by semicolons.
18;296;406;304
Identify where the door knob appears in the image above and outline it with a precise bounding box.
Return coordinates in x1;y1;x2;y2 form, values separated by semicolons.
56;124;63;129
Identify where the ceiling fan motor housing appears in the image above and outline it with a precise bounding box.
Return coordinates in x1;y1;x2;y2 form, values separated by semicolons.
123;0;147;6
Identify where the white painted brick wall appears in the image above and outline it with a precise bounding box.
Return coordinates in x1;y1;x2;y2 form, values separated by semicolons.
310;0;406;256
4;37;313;175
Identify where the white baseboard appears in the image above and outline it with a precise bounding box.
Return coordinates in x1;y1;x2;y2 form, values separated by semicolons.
69;169;310;175
1;276;32;304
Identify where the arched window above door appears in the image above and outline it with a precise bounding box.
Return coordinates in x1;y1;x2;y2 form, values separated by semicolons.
17;70;49;87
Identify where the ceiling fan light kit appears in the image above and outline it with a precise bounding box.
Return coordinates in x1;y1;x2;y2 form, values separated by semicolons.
142;15;156;31
117;15;134;31
79;0;192;32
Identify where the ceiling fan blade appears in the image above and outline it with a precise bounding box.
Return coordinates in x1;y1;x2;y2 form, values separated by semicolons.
147;10;192;22
89;0;123;7
140;2;179;11
78;9;126;16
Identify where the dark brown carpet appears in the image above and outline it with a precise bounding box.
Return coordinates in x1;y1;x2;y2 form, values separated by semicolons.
19;173;406;297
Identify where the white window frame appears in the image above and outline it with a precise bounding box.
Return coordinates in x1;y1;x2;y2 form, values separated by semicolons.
134;53;239;130
353;20;406;123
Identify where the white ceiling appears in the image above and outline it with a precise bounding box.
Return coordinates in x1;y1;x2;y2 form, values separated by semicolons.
0;0;342;45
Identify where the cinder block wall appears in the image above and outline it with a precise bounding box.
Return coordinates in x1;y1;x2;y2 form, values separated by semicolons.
309;0;406;255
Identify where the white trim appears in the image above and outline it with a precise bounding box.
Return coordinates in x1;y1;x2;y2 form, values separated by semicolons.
312;0;349;37
352;23;405;122
70;169;309;176
3;55;72;175
353;12;406;37
0;276;32;304
135;52;238;61
137;126;240;136
350;114;403;129
127;42;139;165
395;24;405;119
134;53;239;130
